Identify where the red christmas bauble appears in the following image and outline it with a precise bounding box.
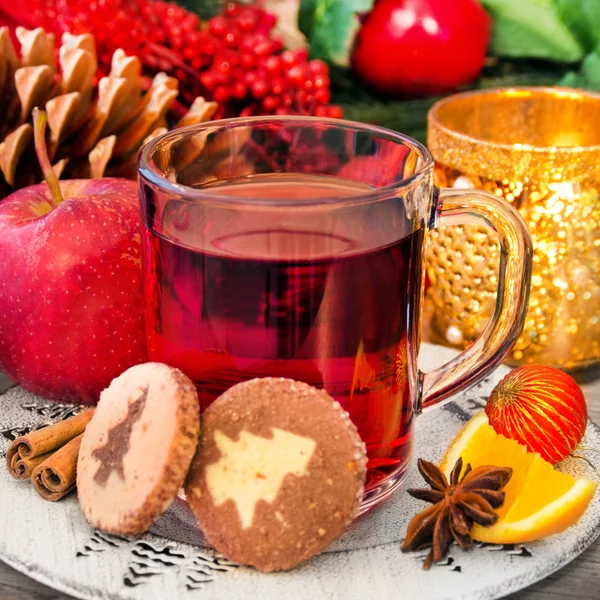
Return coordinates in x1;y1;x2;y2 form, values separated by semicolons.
486;365;587;464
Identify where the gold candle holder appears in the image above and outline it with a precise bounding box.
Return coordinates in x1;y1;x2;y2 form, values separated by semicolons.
426;87;600;370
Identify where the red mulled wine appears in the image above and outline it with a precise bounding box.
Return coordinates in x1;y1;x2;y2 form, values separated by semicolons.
142;174;424;490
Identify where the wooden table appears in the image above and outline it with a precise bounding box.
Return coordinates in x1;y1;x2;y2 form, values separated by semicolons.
1;369;599;600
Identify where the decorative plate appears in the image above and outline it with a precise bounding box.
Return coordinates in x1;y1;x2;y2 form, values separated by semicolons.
0;344;599;600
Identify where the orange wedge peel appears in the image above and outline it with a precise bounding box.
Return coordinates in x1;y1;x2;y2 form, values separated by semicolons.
440;411;597;544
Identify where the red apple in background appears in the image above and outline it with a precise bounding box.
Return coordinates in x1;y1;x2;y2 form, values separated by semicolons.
351;0;491;97
0;109;146;403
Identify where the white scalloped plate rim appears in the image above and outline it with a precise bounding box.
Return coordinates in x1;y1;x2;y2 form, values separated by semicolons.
0;344;598;600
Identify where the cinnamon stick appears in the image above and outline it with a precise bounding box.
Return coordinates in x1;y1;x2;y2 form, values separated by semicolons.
31;434;84;501
6;409;94;479
9;452;53;480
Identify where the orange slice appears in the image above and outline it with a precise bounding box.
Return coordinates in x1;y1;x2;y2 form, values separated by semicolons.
440;411;597;543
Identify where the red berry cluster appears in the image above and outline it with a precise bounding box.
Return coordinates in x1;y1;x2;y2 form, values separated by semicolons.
26;0;341;119
196;2;342;118
30;0;154;73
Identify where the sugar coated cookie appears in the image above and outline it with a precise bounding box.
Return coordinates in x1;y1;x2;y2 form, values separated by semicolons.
78;362;199;535
185;377;367;571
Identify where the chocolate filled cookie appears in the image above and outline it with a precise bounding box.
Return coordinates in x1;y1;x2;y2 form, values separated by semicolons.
185;377;367;571
77;363;200;535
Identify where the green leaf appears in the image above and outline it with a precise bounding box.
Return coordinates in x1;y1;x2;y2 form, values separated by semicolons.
340;99;435;144
333;59;567;143
298;0;318;40
581;50;600;86
481;0;584;62
554;0;600;53
298;0;374;67
560;44;600;90
175;0;225;19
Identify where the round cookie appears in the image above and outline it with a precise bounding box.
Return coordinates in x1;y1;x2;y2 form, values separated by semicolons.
185;377;367;572
78;363;200;535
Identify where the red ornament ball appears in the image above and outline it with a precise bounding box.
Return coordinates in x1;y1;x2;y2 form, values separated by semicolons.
351;0;490;97
485;365;587;464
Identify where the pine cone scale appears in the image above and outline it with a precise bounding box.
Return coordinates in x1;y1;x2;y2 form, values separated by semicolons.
0;123;32;186
46;92;82;158
0;27;218;196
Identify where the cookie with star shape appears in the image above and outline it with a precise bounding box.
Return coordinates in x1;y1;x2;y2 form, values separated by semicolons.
185;377;367;572
77;363;200;535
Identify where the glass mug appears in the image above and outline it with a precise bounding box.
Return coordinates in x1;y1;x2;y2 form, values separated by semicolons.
138;117;533;510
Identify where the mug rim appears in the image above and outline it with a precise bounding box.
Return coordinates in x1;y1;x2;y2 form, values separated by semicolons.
137;115;434;207
428;86;600;154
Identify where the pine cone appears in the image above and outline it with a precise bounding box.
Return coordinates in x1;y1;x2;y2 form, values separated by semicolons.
0;26;218;198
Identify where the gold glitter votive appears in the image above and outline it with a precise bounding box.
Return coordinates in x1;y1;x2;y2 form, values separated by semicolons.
427;87;600;370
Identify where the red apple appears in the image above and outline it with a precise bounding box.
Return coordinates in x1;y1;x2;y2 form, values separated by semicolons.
0;109;146;403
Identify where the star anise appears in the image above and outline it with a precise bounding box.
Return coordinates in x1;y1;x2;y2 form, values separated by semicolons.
401;457;513;569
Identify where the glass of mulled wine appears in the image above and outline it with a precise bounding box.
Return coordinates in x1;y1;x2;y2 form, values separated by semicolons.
138;116;533;510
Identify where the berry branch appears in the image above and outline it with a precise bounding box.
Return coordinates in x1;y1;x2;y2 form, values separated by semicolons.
23;1;341;119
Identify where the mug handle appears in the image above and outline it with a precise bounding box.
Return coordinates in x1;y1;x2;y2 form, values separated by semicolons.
418;186;533;413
